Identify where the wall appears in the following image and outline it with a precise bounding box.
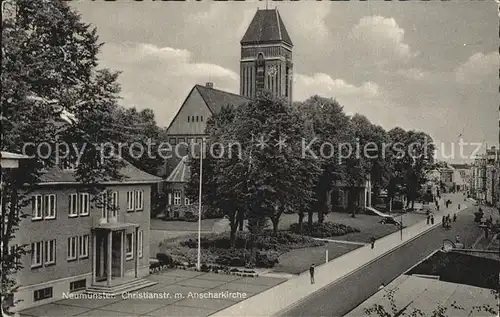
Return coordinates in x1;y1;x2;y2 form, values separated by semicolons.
166;88;212;136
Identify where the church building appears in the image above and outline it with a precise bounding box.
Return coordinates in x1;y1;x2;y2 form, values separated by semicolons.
162;8;372;215
162;8;295;215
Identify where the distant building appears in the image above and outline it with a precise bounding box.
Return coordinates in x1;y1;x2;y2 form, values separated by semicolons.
9;161;161;312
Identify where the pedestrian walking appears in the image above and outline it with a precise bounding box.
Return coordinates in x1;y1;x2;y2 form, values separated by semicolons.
430;214;435;225
427;215;431;225
441;215;445;227
453;214;457;222
436;204;440;211
309;264;315;284
458;204;461;210
370;236;376;249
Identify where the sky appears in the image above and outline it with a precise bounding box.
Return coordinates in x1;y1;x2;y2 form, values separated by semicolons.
72;1;498;163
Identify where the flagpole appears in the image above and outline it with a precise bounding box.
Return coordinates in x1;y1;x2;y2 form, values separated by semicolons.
197;140;203;271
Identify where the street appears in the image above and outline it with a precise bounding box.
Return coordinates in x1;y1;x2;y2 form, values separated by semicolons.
277;206;487;317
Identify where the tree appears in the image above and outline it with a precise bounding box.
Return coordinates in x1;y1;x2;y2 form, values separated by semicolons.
296;96;350;226
186;105;247;247
2;0;124;310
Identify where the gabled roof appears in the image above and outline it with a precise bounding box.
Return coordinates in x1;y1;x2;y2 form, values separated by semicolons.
38;160;162;185
165;85;252;132
166;156;190;183
195;85;252;115
241;9;293;46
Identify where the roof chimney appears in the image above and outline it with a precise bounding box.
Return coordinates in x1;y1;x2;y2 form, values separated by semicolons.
206;82;214;88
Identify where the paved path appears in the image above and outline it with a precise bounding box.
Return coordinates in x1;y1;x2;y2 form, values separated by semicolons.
20;270;286;317
209;194;469;317
313;238;367;246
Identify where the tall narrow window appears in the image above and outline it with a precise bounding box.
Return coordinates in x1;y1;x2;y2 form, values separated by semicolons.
67;236;77;261
138;230;143;258
111;191;119;217
187;116;190;123
196;116;199;122
31;241;43;268
44;194;56;219
173;191;181;205
79;193;90;216
135;190;144;211
69;194;78;217
168;193;172;205
125;233;133;260
32;195;43;220
127;191;134;211
44;240;56;265
78;235;89;259
101;192;108;219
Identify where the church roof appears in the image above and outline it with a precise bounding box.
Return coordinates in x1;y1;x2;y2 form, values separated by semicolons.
241;9;293;46
195;84;252;115
166;155;190;183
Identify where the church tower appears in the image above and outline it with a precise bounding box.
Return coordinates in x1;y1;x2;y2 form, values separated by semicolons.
240;8;293;103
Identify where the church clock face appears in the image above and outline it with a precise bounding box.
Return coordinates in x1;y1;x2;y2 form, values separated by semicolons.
267;65;277;77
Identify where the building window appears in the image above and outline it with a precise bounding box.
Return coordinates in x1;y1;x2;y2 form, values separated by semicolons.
69;194;78;217
127;191;134;211
185;197;191;205
111;191;119;217
9;244;19;269
169;138;176;145
178;137;185;144
200;116;203;122
67;236;77;261
70;279;86;293
125;233;133;260
78;235;89;259
173;191;181;205
101;192;108;220
31;241;43;268
79;193;90;216
138;230;143;258
195;137;202;144
187;137;193;144
191;116;194;122
187;116;190;123
44;194;56;219
168;193;172;205
44;239;56;266
196;116;199;122
135;190;144;211
34;287;53;302
32;195;43;220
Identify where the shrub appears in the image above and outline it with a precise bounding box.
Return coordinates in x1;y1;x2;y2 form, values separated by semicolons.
256;251;279;268
289;222;360;238
156;253;173;266
200;264;210;272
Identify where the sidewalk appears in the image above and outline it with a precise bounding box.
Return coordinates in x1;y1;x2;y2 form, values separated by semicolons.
209;194;470;317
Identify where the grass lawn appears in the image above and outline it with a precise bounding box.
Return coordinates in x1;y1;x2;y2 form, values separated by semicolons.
150;218;220;231
273;242;361;274
279;212;426;243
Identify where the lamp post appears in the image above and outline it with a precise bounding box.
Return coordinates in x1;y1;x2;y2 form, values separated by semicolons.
197;140;204;271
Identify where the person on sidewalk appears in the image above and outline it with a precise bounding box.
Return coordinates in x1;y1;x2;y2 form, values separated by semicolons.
370;236;376;249
441;215;445;227
430;214;435;225
427;214;431;225
309;264;315;284
453;213;457;222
